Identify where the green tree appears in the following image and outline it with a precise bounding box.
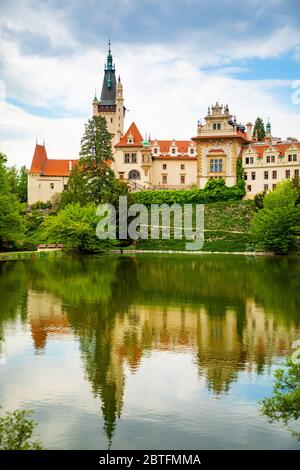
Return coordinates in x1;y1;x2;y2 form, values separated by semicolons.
253;117;266;141
6;165;27;202
251;180;300;253
0;152;25;250
40;203;116;252
7;166;19;194
59;165;90;208
0;152;10;194
0;408;44;450
260;357;300;440
0;194;25;250
79;116;116;203
292;175;300;205
18;165;28;203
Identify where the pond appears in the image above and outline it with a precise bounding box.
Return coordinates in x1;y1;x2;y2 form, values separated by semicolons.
0;254;299;449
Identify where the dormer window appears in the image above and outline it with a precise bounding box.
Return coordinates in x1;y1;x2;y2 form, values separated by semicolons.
190;148;194;155
153;148;158;154
127;132;134;144
171;148;176;154
213;123;221;130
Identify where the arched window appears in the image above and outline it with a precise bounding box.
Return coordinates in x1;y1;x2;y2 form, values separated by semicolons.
128;170;141;180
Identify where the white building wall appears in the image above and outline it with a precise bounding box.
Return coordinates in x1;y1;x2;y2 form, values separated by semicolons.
28;175;69;205
243;146;300;198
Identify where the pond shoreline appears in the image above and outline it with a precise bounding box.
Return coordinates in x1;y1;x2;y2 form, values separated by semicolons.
2;248;299;261
115;249;275;256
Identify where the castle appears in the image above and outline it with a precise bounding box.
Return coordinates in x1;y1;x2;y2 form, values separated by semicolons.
28;43;300;205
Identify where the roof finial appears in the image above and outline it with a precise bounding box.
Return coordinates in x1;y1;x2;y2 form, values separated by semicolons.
105;35;114;72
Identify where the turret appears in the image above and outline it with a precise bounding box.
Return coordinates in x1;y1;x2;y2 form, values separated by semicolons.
265;118;272;141
115;75;124;142
92;91;99;116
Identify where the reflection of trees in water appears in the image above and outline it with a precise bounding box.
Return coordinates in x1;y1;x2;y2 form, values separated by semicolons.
0;261;28;354
0;254;300;443
71;256;139;446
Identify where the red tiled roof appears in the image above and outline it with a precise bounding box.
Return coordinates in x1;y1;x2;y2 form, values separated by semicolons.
243;142;300;158
152;140;193;153
115;122;143;147
28;143;77;176
43;159;78;176
29;144;47;174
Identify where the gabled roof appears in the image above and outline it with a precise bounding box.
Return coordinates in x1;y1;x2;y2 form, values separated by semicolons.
29;144;47;174
28;143;77;176
115;122;143;147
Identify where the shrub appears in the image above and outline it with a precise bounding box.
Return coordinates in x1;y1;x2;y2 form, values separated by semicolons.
260;357;300;441
254;191;265;211
251;180;300;253
0;408;44;450
131;178;245;206
30;201;53;210
39;203;117;252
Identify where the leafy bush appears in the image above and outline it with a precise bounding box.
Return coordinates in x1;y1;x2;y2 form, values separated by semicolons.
133;158;245;206
39;203;117;252
132;178;245;206
251;180;300;253
0;408;44;450
30;200;53;210
260;357;300;440
254;191;265;211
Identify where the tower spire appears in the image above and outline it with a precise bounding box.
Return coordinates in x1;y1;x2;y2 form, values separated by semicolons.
105;37;114;73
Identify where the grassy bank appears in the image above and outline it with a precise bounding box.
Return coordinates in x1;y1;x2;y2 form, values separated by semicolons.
134;200;255;252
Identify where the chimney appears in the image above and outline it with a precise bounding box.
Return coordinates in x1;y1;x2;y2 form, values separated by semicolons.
68;160;72;173
246;122;253;141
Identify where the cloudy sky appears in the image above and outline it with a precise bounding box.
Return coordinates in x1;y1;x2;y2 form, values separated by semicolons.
1;0;300;167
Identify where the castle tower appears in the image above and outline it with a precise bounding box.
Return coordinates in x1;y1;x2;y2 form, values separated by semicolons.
92;40;125;147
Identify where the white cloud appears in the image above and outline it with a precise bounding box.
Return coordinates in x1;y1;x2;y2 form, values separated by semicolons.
0;100;84;167
1;3;300;167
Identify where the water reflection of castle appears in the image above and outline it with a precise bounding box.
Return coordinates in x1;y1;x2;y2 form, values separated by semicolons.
27;288;300;441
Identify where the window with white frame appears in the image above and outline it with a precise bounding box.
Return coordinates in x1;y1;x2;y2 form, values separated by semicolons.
209;159;223;173
124;153;137;164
